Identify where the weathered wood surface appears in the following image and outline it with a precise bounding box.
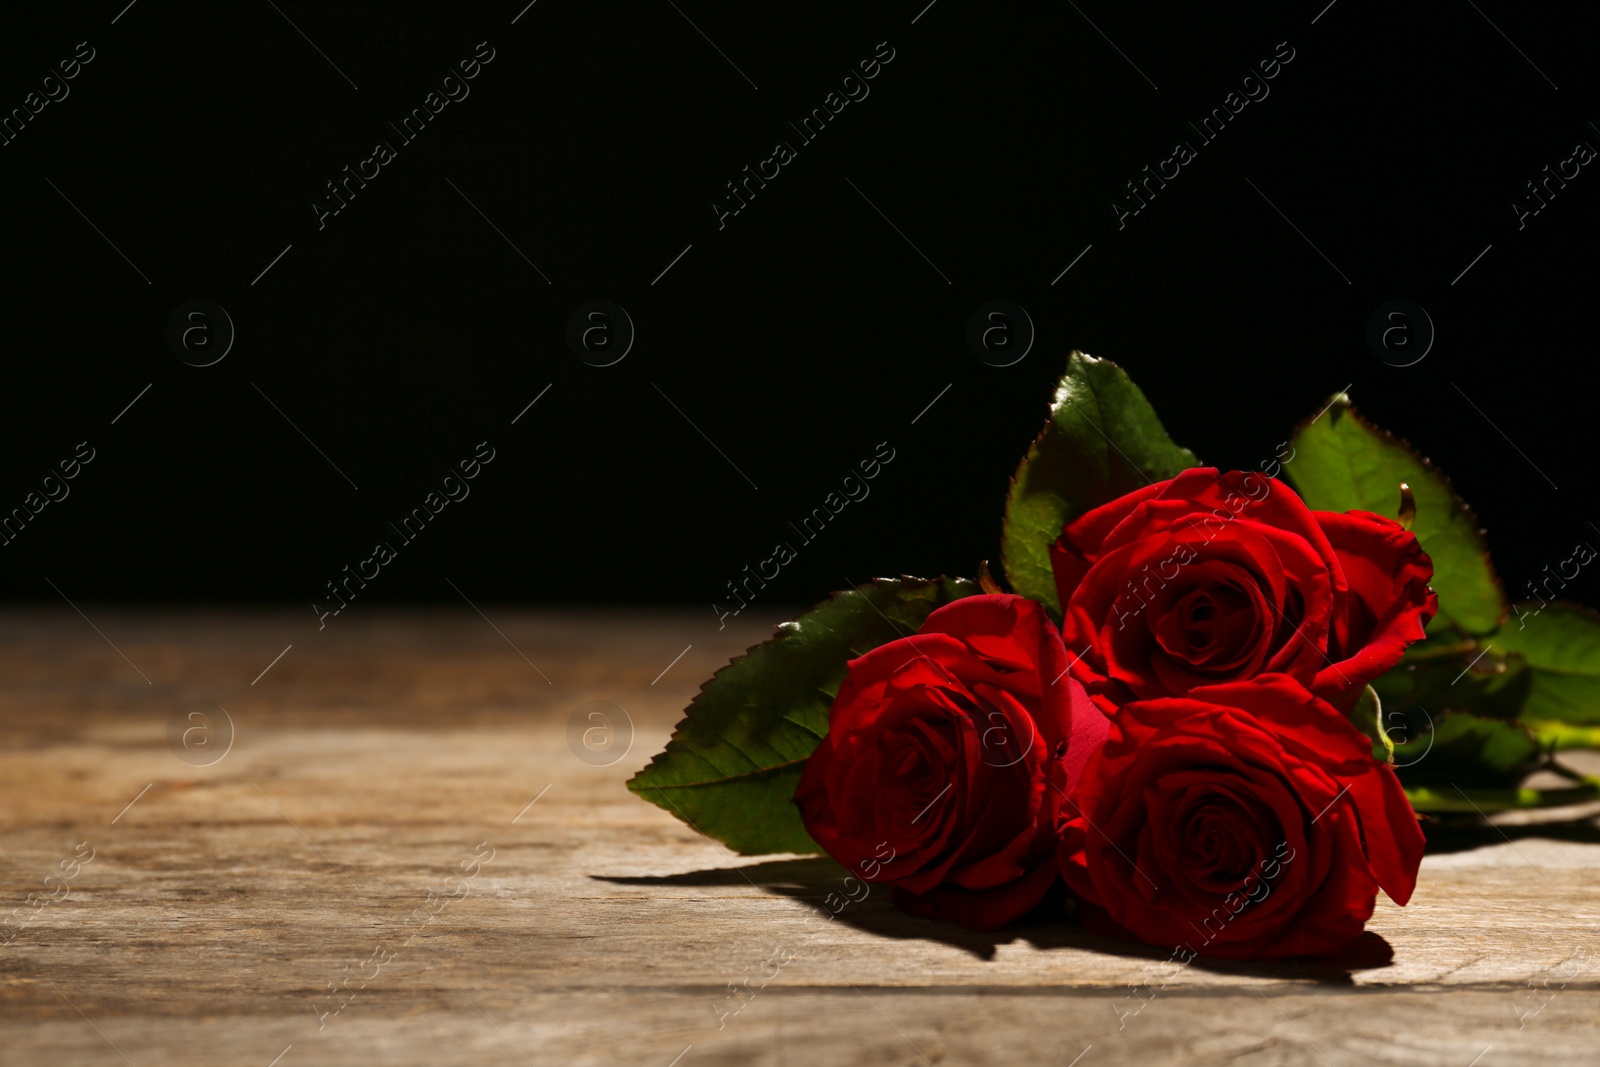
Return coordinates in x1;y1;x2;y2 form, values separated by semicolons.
2;608;1598;1067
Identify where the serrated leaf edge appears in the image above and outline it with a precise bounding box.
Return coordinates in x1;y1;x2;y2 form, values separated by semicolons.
1288;394;1507;632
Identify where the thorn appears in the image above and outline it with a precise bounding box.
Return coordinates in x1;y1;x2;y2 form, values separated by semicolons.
1397;482;1417;531
978;560;1006;595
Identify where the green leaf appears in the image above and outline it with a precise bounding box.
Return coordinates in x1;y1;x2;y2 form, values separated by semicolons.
1392;709;1540;790
1525;719;1600;750
1373;647;1545;787
1284;394;1505;634
1491;602;1600;724
627;576;980;855
1000;351;1198;613
1374;650;1533;723
1405;779;1600;813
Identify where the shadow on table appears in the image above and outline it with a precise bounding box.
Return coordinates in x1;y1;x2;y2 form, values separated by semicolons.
1422;816;1600;854
595;856;1392;984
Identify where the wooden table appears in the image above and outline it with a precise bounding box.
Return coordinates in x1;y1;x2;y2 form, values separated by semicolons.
2;608;1598;1066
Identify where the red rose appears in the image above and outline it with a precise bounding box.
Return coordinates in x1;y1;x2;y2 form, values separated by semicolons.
794;594;1110;931
1050;468;1436;715
1058;674;1426;959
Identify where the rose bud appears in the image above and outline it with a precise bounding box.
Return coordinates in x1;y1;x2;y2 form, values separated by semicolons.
794;594;1110;931
1058;674;1426;959
1050;468;1436;715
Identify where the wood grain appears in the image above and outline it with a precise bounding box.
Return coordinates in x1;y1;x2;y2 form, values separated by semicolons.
1;608;1598;1066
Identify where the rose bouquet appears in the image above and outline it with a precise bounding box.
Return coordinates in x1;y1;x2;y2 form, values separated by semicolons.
630;353;1600;958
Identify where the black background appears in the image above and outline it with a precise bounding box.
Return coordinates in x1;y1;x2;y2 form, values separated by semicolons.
1;0;1596;619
